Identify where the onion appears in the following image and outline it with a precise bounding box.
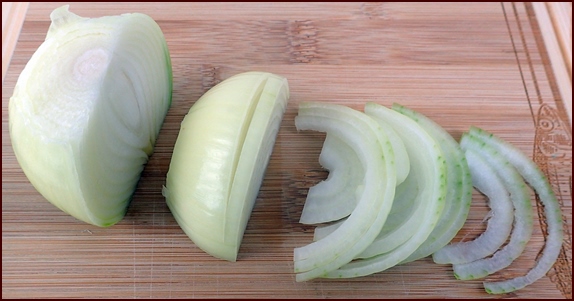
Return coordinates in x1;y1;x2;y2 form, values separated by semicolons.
163;71;289;261
465;127;562;294
312;170;419;244
392;103;473;263
8;5;172;227
432;148;514;265
451;132;533;280
293;103;562;294
293;102;397;282
299;134;364;224
319;103;446;278
301;116;408;226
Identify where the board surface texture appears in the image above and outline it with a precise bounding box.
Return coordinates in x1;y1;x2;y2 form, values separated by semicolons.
2;2;572;299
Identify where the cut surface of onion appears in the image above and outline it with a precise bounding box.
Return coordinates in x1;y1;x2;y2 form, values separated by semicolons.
163;71;289;261
9;5;172;227
320;102;446;278
392;103;473;263
432;148;514;265
452;133;534;280
293;102;396;282
466;127;563;294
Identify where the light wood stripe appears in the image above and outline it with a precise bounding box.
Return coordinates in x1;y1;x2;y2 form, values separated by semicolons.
2;2;29;83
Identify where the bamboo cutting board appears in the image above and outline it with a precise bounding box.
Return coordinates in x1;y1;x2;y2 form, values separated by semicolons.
2;2;572;299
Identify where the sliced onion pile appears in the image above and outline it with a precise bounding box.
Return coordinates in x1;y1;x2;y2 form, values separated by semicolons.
295;102;564;294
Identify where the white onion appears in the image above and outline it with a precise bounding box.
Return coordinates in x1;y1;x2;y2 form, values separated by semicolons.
163;71;289;261
9;5;172;227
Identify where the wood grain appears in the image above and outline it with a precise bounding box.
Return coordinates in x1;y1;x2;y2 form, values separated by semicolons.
532;2;572;126
2;2;29;82
2;2;572;299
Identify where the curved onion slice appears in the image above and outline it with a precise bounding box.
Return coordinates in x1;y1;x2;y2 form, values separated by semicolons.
356;111;435;259
299;134;364;224
312;169;419;243
452;133;533;280
8;5;172;227
392;104;473;263
320;102;446;278
432;148;514;265
293;102;396;282
163;71;289;261
301;114;409;225
466;127;562;294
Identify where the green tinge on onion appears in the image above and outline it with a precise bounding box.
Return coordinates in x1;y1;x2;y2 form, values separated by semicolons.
320;103;446;278
9;5;172;227
432;148;514;265
452;133;533;280
392;103;472;263
163;71;289;262
293;103;562;294
467;127;563;294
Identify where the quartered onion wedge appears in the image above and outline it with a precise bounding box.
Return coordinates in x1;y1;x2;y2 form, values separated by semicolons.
163;71;289;261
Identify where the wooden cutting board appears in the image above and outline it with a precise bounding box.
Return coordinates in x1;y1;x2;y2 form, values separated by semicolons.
2;2;572;299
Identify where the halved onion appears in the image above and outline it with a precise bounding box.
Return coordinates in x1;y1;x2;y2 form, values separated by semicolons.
163;71;289;261
9;5;172;227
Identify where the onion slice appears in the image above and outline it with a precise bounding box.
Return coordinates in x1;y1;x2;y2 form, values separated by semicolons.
293;102;396;282
299;134;364;224
392;103;473;263
466;127;563;294
301;113;409;225
312;169;419;244
451;132;534;280
432;148;514;265
320;102;446;278
355;110;435;259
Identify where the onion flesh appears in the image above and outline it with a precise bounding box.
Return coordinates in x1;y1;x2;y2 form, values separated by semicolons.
432;148;514;265
451;132;533;280
164;71;289;261
293;102;396;282
467;127;563;294
9;5;172;227
320;102;446;278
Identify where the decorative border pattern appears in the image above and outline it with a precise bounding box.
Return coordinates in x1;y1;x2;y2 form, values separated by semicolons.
503;2;573;298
